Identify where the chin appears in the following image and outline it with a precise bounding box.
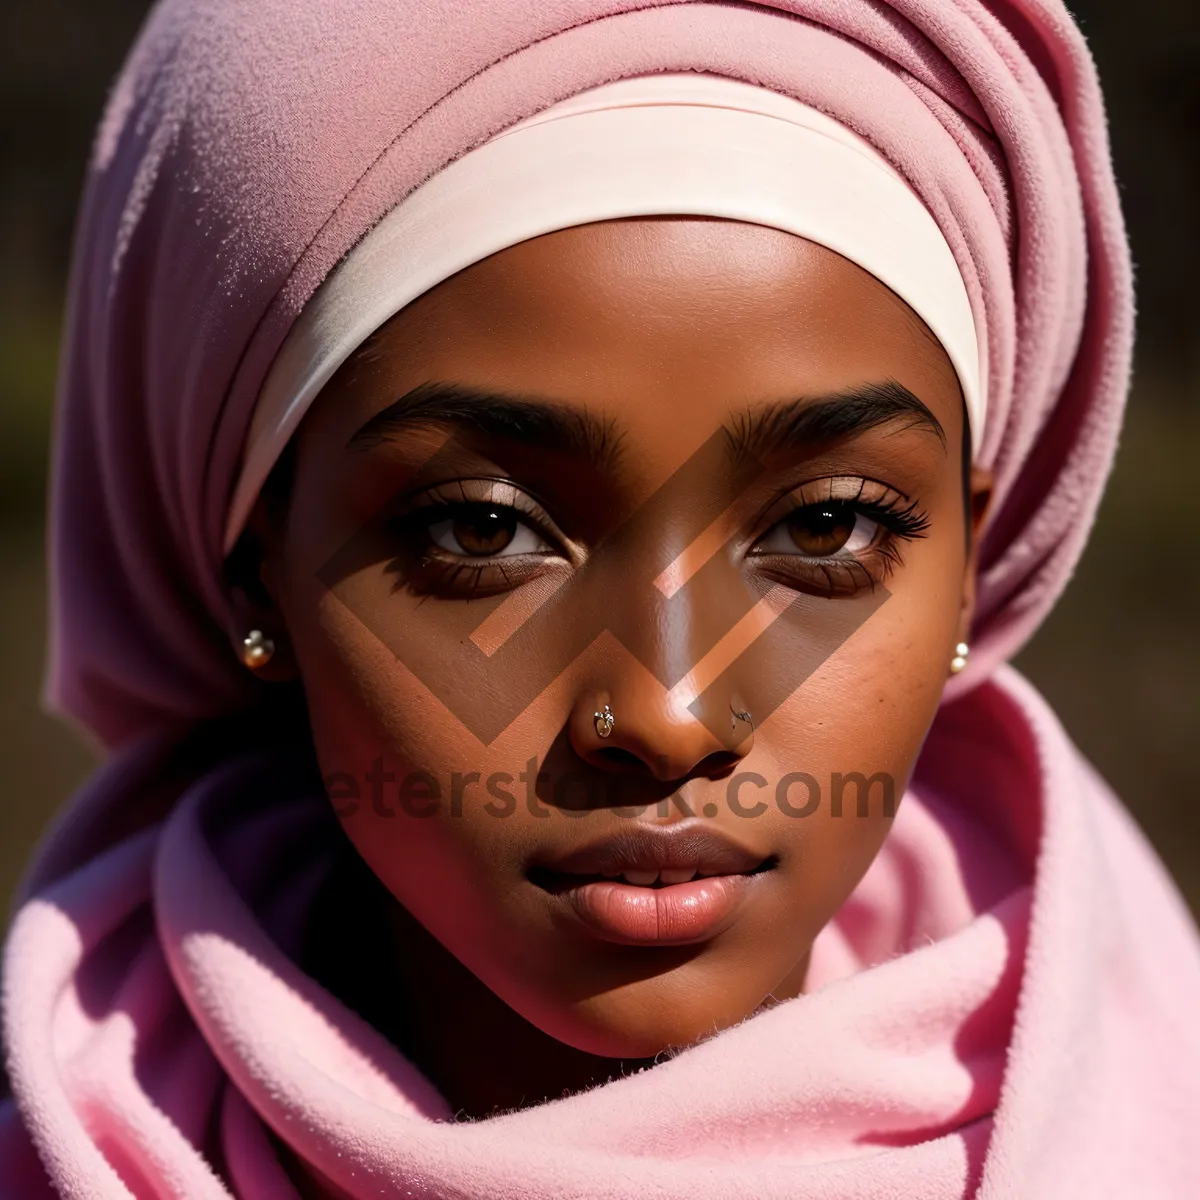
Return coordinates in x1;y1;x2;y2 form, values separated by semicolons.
528;967;777;1060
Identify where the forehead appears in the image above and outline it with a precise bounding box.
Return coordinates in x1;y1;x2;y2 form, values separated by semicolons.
314;218;965;449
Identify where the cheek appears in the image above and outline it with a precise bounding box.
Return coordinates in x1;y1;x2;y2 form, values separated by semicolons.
279;576;500;894
764;524;962;777
750;525;963;915
281;573;583;962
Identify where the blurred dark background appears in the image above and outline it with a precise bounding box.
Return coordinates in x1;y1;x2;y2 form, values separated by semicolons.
0;2;1196;916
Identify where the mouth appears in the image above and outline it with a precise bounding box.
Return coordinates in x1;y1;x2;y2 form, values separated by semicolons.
527;862;776;891
528;822;778;946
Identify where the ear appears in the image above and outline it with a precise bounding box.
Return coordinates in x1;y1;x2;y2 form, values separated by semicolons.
957;464;995;646
223;493;300;683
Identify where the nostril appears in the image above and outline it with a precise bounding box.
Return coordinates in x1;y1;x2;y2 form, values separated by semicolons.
593;745;742;780
698;749;743;776
596;746;644;770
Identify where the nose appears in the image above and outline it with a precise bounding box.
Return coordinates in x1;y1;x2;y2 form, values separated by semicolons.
569;676;747;783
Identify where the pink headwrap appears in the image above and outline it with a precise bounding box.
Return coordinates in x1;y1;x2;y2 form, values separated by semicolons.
46;0;1124;750
223;71;987;549
6;3;1200;1199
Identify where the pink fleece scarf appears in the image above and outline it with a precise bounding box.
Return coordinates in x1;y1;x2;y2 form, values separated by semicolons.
6;0;1200;1196
5;668;1200;1197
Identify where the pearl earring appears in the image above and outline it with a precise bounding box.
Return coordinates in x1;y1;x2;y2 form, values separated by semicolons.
949;641;970;674
240;629;275;670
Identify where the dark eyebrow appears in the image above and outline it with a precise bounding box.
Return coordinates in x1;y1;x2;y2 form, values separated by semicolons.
724;379;947;465
349;377;945;471
347;380;622;469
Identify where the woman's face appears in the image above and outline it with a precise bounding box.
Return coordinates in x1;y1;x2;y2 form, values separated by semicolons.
250;218;990;1059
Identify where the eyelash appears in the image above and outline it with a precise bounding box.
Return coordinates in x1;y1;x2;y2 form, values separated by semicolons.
387;482;566;600
747;481;930;598
388;478;929;601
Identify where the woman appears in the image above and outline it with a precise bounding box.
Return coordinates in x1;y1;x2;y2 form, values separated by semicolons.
3;0;1199;1196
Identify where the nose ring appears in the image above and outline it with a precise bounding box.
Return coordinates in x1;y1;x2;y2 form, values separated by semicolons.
730;704;754;747
593;703;615;739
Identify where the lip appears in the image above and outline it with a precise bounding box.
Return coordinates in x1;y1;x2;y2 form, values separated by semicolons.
531;821;770;879
550;873;769;945
528;822;776;946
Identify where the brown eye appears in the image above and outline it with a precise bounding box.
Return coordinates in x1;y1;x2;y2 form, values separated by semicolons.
427;505;549;558
755;501;880;559
785;504;855;556
453;508;515;555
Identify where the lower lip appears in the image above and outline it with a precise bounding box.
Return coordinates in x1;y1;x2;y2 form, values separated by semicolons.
555;874;763;945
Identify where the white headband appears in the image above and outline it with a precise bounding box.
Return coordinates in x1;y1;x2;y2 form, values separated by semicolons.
224;73;982;553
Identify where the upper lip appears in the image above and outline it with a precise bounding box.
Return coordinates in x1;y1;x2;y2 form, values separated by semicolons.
530;822;771;880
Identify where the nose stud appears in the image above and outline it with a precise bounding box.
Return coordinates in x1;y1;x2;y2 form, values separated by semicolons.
593;703;615;739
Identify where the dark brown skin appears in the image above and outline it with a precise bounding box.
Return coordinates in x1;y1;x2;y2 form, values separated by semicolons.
230;217;992;1125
